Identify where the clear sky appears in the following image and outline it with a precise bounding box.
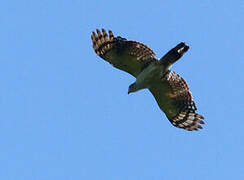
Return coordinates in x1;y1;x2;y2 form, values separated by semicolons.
1;0;244;179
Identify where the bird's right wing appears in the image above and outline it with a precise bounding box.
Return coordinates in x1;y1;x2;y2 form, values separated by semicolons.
91;29;156;77
149;71;204;131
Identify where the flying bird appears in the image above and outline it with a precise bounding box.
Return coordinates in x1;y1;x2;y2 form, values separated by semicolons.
91;29;204;131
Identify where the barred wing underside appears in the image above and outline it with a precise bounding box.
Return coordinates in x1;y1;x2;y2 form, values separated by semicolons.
91;29;156;77
149;71;204;131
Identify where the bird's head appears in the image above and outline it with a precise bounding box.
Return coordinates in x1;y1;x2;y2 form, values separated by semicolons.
128;83;137;94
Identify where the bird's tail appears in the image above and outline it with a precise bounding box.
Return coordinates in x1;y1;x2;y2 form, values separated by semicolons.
159;42;189;67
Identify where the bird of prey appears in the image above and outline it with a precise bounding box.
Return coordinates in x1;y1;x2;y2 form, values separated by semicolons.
91;29;204;131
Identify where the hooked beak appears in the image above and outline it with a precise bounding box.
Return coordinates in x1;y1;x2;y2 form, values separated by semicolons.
128;88;132;94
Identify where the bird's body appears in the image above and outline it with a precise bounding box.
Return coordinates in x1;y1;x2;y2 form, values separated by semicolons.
130;62;162;93
91;29;204;131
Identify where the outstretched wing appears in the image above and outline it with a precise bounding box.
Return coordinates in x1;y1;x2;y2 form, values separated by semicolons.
91;29;156;77
149;71;204;131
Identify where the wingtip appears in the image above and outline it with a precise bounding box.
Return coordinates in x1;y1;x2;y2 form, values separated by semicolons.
102;28;106;34
108;30;114;39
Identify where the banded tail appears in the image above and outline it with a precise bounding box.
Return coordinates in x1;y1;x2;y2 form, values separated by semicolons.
159;42;189;68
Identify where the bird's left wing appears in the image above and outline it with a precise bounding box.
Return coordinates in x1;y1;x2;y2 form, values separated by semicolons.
91;29;156;77
149;71;204;131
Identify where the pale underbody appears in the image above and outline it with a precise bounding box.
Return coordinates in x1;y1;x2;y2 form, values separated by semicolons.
128;62;169;94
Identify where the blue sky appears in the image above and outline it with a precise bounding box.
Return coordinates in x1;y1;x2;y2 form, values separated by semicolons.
1;0;244;179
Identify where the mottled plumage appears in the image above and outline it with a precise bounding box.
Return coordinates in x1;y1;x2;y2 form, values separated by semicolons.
91;29;204;131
